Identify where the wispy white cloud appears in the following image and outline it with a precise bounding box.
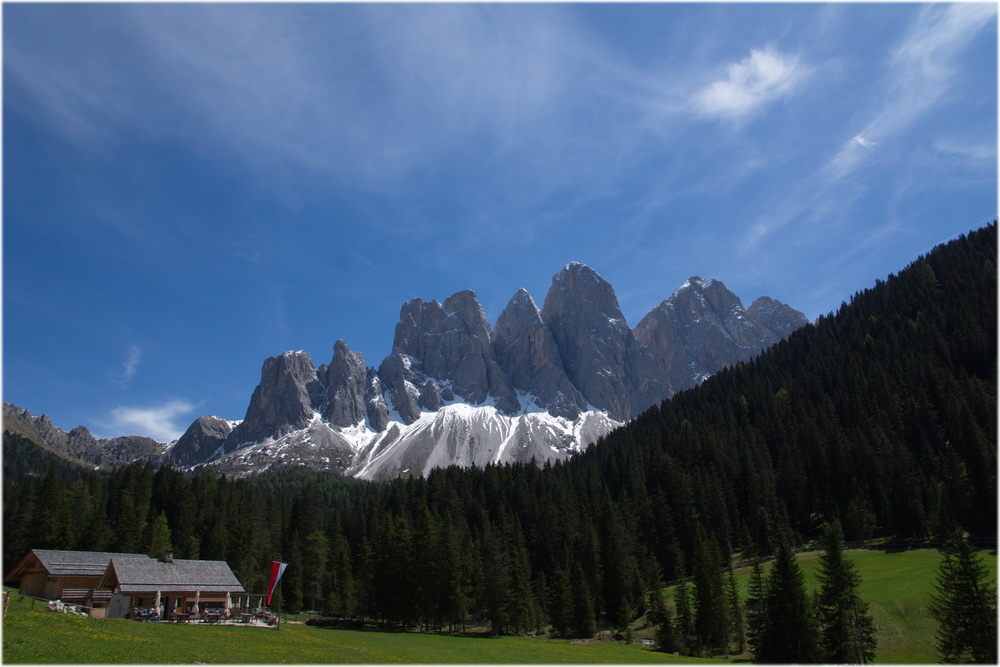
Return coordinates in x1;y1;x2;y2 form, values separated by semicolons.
745;3;995;253
105;400;195;442
824;3;996;183
112;344;142;385
931;136;996;162
694;47;807;119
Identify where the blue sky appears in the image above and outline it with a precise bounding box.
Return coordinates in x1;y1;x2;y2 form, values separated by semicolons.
4;3;996;442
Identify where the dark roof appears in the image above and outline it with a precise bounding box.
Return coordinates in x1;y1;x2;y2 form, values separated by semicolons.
5;549;147;583
104;557;246;595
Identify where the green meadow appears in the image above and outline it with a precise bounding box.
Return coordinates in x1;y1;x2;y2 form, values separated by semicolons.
668;547;997;664
0;591;720;664
3;548;995;664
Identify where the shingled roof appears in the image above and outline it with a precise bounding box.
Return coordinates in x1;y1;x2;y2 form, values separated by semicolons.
102;557;246;595
4;549;148;583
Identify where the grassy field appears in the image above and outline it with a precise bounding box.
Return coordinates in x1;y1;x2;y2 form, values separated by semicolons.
0;591;723;664
674;547;997;664
2;548;994;664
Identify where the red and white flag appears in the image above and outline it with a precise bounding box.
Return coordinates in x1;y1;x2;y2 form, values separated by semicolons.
266;561;288;606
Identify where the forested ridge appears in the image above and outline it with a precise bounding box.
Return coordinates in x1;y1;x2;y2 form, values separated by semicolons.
3;224;995;641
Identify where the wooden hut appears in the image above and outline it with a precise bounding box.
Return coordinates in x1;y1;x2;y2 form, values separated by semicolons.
4;549;247;620
99;554;246;619
3;549;148;618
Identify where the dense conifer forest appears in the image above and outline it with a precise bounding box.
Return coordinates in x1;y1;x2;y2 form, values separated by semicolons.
3;224;995;647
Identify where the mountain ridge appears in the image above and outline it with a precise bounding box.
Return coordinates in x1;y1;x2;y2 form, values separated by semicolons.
4;264;807;480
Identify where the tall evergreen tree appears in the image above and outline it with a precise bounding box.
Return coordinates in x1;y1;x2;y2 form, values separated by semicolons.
816;521;877;663
746;559;769;659
571;562;597;638
691;527;728;654
673;579;694;654
725;566;745;654
147;511;172;558
549;566;573;637
760;535;819;663
929;533;998;663
648;588;678;653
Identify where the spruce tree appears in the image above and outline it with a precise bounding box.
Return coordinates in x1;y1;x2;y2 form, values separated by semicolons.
725;566;746;654
646;584;680;652
674;580;694;654
929;533;998;663
816;521;877;663
746;559;769;660
147;511;172;558
692;527;728;654
549;566;573;636
762;535;819;662
571;562;597;638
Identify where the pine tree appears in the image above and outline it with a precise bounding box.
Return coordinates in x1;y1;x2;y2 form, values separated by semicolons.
571;562;597;638
673;580;694;654
761;535;819;662
691;527;728;654
929;533;998;663
725;566;745;654
480;523;511;636
147;511;173;558
326;532;355;617
745;559;769;659
648;588;678;653
817;521;877;663
302;530;330;612
549;566;573;636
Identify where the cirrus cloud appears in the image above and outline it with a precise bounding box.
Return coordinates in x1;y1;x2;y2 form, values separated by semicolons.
112;344;142;385
695;47;806;119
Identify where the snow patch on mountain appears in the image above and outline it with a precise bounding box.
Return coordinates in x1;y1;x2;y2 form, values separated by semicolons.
198;398;621;481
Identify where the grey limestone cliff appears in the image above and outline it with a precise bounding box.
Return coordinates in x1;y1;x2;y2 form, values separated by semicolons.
540;263;667;421
493;288;587;419
319;340;370;428
747;296;809;339
172;415;234;467
386;290;519;419
634;276;808;391
224;350;321;452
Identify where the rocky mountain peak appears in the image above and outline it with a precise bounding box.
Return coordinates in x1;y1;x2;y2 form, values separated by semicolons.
635;277;807;390
225;350;321;451
172;415;234;467
11;263;808;478
545;262;625;324
384;290;518;420
320;340;370;428
748;296;809;339
494;287;586;420
541;263;664;421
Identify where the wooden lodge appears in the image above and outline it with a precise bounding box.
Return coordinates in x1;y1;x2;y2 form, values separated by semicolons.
100;552;247;619
4;549;246;620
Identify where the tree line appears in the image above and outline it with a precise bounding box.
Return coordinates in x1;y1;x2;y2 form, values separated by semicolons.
3;224;996;661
